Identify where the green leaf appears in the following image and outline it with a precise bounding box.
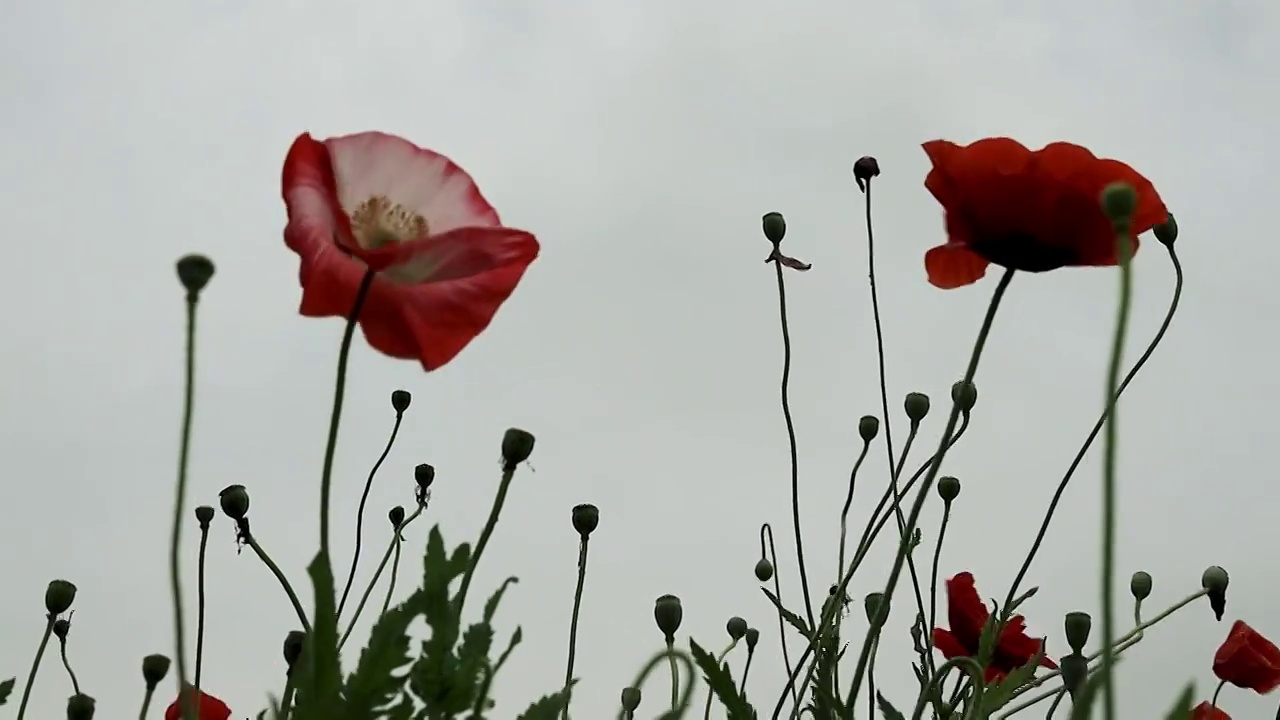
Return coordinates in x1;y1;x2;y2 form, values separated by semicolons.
975;601;1000;670
1162;683;1194;720
762;587;814;641
0;678;14;706
495;626;523;675
690;639;755;720
979;647;1045;713
876;692;907;720
483;576;519;623
344;588;426;719
407;526;479;716
809;632;844;719
514;683;576;720
294;552;344;720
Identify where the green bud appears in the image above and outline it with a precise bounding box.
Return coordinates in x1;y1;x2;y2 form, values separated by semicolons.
414;463;436;490
194;505;215;526
1064;611;1092;653
1202;565;1229;621
176;254;216;296
141;654;171;689
745;627;760;651
654;594;683;640
1154;213;1178;246
762;212;786;244
950;381;978;413
864;592;886;625
53;618;71;640
572;503;599;537
1061;653;1088;699
283;630;306;669
621;687;642;712
218;484;250;520
937;476;961;502
1100;183;1137;228
1129;571;1152;601
726;616;748;641
388;506;405;528
858;415;880;442
501;428;536;467
390;389;412;414
754;558;774;582
904;392;930;422
66;693;96;720
45;580;77;615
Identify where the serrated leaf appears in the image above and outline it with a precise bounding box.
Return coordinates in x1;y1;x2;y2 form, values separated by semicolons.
876;692;907;720
0;678;13;706
975;601;1000;670
445;620;496;713
344;588;426;719
495;626;523;675
980;647;1045;713
514;682;576;720
691;639;755;720
294;552;343;720
483;576;518;623
762;588;813;640
809;632;844;719
1163;683;1194;720
408;526;473;714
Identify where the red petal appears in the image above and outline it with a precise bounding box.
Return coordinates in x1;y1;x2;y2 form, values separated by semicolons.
945;572;990;651
1191;701;1232;720
283;133;358;255
932;628;969;659
925;243;989;289
359;226;539;285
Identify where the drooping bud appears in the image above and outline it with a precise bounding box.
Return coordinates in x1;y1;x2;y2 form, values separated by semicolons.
176;254;216;297
1201;566;1229;621
572;504;599;538
1060;652;1089;699
388;506;405;529
45;580;77;615
621;687;642;712
501;428;535;468
745;627;760;651
141;654;171;689
1064;612;1092;653
858;416;880;442
1129;571;1152;601
762;212;786;244
904;392;931;423
390;390;412;414
864;592;887;625
66;693;96;720
852;156;881;193
53;618;71;640
726;616;748;641
283;630;306;669
194;505;215;527
950;381;978;413
414;463;436;490
218;484;250;520
1154;213;1178;247
937;476;961;503
1100;183;1138;231
654;594;683;641
754;558;774;582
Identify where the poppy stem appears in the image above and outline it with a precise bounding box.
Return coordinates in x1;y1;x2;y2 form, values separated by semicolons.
245;532;313;633
701;640;739;720
169;292;201;720
907;657;985;720
845;266;1015;711
194;515;211;691
562;535;592;720
338;536;395;650
15;615;54;720
738;644;756;697
928;502;953;670
455;461;518;612
834;437;871;695
667;638;679;710
337;410;404;622
58;636;80;695
381;504;424;617
760;523;800;710
137;686;155;720
1211;680;1225;707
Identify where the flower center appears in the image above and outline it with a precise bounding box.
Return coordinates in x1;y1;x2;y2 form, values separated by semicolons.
348;195;429;250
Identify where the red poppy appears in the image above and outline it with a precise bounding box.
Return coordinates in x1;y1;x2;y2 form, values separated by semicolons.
1190;701;1231;720
164;688;232;720
921;137;1167;290
282;132;540;371
1213;620;1280;694
931;572;1058;683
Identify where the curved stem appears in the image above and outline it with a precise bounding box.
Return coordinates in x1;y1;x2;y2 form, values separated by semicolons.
58;638;80;694
739;648;756;697
1211;679;1225;707
456;463;518;611
562;536;591;720
380;504;424;617
137;687;155;720
247;534;313;633
772;257;816;629
667;639;680;711
703;640;740;720
888;422;932;677
910;657;986;720
837;439;872;579
761;523;799;709
928;502;953;663
338;538;396;649
169;294;200;720
338;412;404;621
16;617;54;720
616;648;695;720
195;519;210;691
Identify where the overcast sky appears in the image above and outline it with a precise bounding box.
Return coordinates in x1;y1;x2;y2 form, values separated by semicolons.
3;0;1279;718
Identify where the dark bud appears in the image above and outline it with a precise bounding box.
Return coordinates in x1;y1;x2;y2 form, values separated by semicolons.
53;618;71;640
218;484;250;520
141;654;171;689
762;212;786;244
852;156;881;193
1154;213;1178;247
572;503;599;537
1064;611;1092;653
754;558;774;582
1201;566;1229;621
745;627;760;652
1129;571;1152;601
45;580;77;615
391;389;412;414
904;392;930;423
414;463;436;490
621;687;642;712
388;506;406;529
937;476;961;503
654;594;683;641
858;415;880;442
938;702;955;719
726;616;748;641
283;630;306;668
864;592;887;626
1061;652;1088;699
950;381;978;413
194;505;215;527
176;254;216;296
501;428;536;467
66;693;96;720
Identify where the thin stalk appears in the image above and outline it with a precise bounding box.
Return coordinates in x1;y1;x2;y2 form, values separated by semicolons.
58;637;80;694
929;502;954;666
246;534;313;633
456;463;519;611
138;686;155;720
667;639;680;710
381;504;424;616
703;640;740;719
836;439;872;581
338;412;404;621
338;539;396;649
195;517;211;690
739;648;756;696
761;523;799;708
562;535;592;720
15;616;54;720
169;294;200;720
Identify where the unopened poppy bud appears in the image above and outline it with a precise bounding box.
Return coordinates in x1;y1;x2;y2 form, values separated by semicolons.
176;254;216;296
654;594;683;641
726;616;748;641
66;693;96;720
937;702;955;719
937;476;961;502
858;415;879;442
1064;611;1092;653
1129;571;1152;601
141;654;171;689
621;687;642;712
53;618;71;640
864;592;886;625
1100;183;1138;228
950;381;978;413
390;389;412;414
194;505;215;527
754;558;774;582
414;463;435;490
283;630;306;668
904;392;930;422
388;505;405;528
1060;652;1088;699
501;428;535;467
1201;565;1229;621
218;484;250;520
571;503;599;537
853;156;881;193
762;212;786;244
45;580;77;615
745;627;760;651
1154;213;1178;247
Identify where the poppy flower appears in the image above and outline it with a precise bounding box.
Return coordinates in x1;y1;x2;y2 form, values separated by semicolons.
921;137;1167;290
1189;701;1231;720
164;688;232;720
931;572;1058;683
282;132;540;371
1213;620;1280;694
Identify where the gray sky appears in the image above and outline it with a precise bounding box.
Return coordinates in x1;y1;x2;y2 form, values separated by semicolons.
3;0;1279;718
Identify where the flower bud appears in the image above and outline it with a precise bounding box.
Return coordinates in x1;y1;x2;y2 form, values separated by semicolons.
45;580;77;615
654;594;683;640
937;702;955;719
501;428;535;467
1060;652;1088;699
283;630;306;669
572;504;599;537
194;505;215;527
414;463;436;490
904;392;930;423
937;476;961;502
53;618;71;640
853;156;881;193
390;389;412;414
1064;611;1092;653
176;254;216;296
726;616;748;641
621;687;642;712
1129;571;1152;601
1201;565;1229;621
1100;183;1137;228
754;558;774;582
388;506;405;528
864;592;886;625
141;654;171;689
858;415;879;442
66;693;96;720
950;381;978;413
745;627;760;651
1154;213;1178;247
762;212;786;244
218;484;250;520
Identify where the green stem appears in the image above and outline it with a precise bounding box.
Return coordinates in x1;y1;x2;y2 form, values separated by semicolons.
195;519;210;690
928;502;953;666
667;639;680;711
58;638;80;694
703;640;740;719
837;439;872;581
338;539;396;649
1211;679;1225;707
739;648;756;697
455;463;518;611
247;533;313;633
338;412;404;621
909;657;986;720
15;617;54;720
138;687;155;720
381;504;424;616
761;523;799;709
562;536;592;720
616;648;695;720
169;294;200;720
280;675;297;720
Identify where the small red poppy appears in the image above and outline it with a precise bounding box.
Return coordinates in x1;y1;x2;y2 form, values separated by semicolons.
282;132;540;371
921;137;1167;290
931;572;1058;683
164;688;232;720
1190;701;1231;720
1213;620;1280;694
